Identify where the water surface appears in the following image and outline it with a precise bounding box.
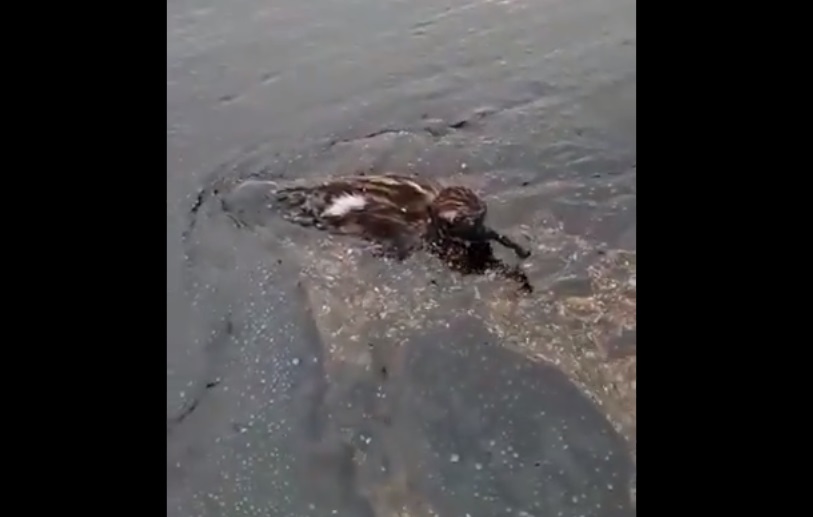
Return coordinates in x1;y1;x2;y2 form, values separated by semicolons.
167;1;636;515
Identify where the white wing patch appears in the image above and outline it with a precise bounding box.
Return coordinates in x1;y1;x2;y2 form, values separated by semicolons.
438;209;458;221
322;193;367;217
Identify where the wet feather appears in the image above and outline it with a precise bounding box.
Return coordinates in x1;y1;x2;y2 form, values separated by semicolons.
273;173;532;288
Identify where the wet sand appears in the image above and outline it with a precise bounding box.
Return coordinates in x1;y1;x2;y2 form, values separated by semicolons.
168;0;636;515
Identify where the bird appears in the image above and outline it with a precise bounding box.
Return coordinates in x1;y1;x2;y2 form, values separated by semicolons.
272;172;533;290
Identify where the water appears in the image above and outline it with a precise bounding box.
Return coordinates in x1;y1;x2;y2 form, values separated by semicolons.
168;0;636;515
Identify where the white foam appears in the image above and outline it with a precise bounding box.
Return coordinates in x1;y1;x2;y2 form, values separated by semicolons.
322;193;367;217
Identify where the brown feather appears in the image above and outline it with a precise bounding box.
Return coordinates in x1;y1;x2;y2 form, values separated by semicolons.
273;173;532;289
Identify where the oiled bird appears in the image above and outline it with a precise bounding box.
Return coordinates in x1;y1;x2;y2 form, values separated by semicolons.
273;173;532;290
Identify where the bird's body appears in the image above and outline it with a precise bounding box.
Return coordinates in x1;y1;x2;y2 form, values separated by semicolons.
275;174;441;258
272;172;532;290
277;174;439;227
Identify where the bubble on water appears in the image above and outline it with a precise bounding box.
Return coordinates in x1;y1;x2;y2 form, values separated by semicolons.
291;358;300;366
450;453;460;463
